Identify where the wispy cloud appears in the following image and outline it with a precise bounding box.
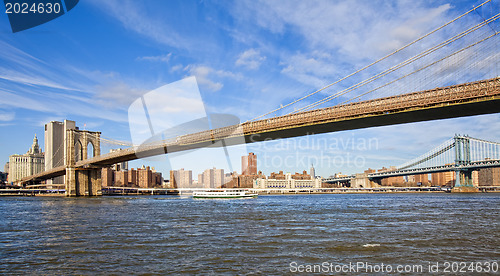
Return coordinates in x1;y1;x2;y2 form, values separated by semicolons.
0;110;15;121
0;85;127;123
136;53;172;63
184;64;243;92
280;51;339;88
0;41;88;93
89;0;193;50
0;40;142;123
0;87;52;113
185;65;223;91
236;49;266;70
235;1;452;58
231;0;455;90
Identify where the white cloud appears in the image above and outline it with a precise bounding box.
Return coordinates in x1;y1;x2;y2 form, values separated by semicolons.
0;40;144;123
185;65;223;91
0;41;88;93
0;88;52;113
94;81;148;108
136;53;172;63
280;51;339;88
237;1;451;59
232;0;454;90
236;49;266;70
184;65;243;92
0;69;79;91
0;86;126;123
170;64;184;72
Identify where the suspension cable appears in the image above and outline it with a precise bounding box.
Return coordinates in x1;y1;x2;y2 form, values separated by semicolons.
246;0;492;122
293;13;500;113
329;30;500;109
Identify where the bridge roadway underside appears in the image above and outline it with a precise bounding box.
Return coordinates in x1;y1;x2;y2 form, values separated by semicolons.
102;96;500;164
237;97;500;144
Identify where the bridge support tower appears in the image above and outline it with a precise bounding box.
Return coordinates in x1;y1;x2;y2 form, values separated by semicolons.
452;170;478;193
452;135;478;193
65;129;102;196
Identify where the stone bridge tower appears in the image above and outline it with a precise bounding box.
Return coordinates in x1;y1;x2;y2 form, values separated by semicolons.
65;129;102;196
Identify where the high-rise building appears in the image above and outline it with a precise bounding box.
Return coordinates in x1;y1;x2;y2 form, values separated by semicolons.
128;168;137;185
115;170;128;186
198;173;203;186
223;171;265;189
138;165;152;188
405;174;429;186
472;170;479;186
202;168;215;188
377;167;405;186
478;167;500;186
310;164;315;178
242;152;257;175
45;120;76;185
4;162;9;174
414;174;429;186
102;167;114;186
199;167;225;188
102;166;163;188
431;171;455;186
170;168;192;188
224;172;234;185
214;168;224;188
8;134;45;183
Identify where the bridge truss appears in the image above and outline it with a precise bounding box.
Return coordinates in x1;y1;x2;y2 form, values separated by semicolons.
369;135;500;187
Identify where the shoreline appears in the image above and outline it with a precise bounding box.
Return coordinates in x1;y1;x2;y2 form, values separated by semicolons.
2;189;500;197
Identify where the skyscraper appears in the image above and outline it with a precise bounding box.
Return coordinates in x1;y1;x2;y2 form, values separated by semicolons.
202;168;214;188
242;152;257;175
310;164;315;179
45;120;76;185
200;167;224;188
214;168;224;188
170;168;193;188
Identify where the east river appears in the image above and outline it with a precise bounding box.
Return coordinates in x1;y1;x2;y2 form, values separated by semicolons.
1;193;499;275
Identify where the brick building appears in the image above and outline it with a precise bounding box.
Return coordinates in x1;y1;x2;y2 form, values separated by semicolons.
478;167;500;186
431;171;455;186
224;172;266;188
378;167;405;186
102;166;163;188
242;152;257;175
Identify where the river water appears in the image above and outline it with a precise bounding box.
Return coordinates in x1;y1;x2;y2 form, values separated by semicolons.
0;193;499;275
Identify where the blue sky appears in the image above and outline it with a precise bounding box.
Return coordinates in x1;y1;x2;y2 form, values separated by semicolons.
1;0;499;178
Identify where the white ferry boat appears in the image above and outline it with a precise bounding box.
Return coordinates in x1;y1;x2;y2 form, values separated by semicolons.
192;189;258;199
